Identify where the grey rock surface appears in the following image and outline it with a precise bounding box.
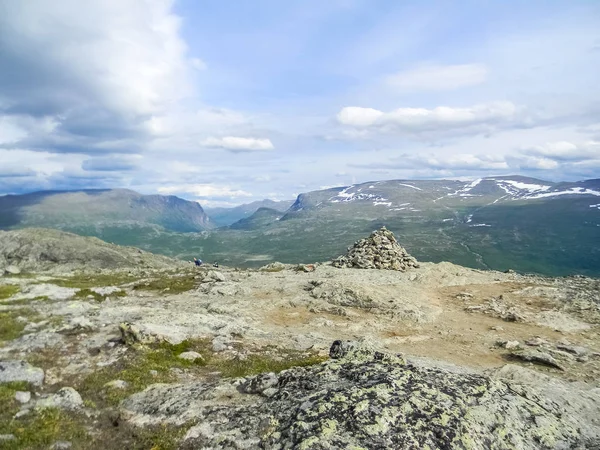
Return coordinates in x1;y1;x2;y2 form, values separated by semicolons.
121;341;600;449
178;351;203;362
35;387;83;411
0;360;44;386
15;391;31;404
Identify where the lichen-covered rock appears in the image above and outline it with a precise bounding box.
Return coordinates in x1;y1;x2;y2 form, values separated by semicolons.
119;322;186;346
121;341;600;449
35;387;83;411
0;361;44;386
178;351;203;362
332;227;419;271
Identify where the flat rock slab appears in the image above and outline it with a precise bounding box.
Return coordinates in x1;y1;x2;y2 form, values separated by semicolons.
16;284;79;301
7;331;65;351
0;360;44;386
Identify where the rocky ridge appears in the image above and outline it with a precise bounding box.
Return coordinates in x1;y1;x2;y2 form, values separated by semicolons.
332;226;419;271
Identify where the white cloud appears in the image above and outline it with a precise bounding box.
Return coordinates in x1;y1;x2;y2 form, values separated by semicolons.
522;140;600;161
158;184;253;199
202;136;275;152
386;63;488;91
0;0;191;118
337;101;519;133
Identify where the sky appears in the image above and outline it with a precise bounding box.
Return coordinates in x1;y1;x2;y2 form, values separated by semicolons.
0;0;599;207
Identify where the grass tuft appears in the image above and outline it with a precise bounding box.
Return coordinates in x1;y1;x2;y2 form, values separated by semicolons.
0;284;20;301
0;308;41;342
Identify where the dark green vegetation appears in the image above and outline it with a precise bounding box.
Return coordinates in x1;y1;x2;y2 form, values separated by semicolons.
1;177;599;276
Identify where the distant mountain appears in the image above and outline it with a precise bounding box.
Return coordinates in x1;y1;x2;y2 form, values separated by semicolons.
228;207;282;230
205;199;294;227
2;177;598;277
0;189;213;232
265;175;600;276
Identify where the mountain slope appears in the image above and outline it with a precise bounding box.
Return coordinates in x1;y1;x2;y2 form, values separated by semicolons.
0;189;213;232
228;207;282;230
206;199;294;227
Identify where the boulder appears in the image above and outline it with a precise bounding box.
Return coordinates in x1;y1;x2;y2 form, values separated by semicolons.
178;351;204;362
35;387;83;411
15;391;31;404
4;265;21;275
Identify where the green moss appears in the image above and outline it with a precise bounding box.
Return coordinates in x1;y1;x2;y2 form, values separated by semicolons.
0;308;41;342
124;424;188;450
79;340;326;406
50;272;138;289
132;275;196;294
0;383;89;450
1;408;89;450
79;340;206;406
0;284;20;301
74;288;126;303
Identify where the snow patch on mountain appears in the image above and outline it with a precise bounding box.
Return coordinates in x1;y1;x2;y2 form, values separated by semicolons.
526;188;600;199
398;183;422;191
330;186;389;204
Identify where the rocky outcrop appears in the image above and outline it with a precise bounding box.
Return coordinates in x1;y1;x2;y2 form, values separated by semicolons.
332;227;419;271
120;340;600;449
0;228;182;273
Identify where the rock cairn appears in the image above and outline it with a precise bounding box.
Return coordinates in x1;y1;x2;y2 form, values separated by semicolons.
332;226;419;271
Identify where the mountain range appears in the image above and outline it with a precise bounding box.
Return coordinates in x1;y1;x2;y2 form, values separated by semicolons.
0;176;598;276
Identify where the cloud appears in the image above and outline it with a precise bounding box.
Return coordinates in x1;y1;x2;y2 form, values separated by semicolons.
521;140;600;161
0;167;37;178
352;153;508;172
386;63;488;91
81;155;141;172
336;101;519;134
506;155;560;171
0;0;193;155
202;136;275;152
0;0;190;118
158;184;253;199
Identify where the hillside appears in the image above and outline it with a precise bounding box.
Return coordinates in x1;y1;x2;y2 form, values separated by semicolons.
228;207;282;230
0;228;184;273
205;199;294;227
0;189;212;232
